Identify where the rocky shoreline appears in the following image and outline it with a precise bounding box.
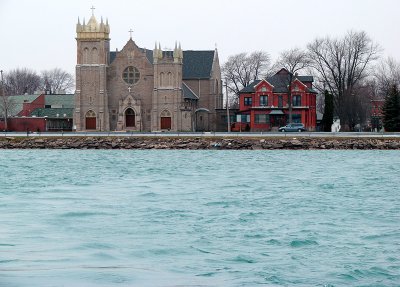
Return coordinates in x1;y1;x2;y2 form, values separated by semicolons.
1;136;400;150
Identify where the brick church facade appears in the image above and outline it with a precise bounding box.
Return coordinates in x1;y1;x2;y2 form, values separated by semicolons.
74;13;223;132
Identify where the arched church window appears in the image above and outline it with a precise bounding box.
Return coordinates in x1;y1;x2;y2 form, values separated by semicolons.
167;72;173;86
83;47;89;64
122;66;140;85
160;72;164;87
160;110;171;117
92;47;98;64
86;110;96;118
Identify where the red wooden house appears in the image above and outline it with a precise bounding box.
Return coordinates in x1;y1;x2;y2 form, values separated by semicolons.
370;98;384;131
237;69;317;131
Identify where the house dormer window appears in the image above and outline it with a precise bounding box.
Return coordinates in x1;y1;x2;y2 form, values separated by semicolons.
293;95;301;106
261;86;267;92
260;95;268;106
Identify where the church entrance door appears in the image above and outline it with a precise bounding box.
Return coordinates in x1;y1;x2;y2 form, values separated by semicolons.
125;108;135;127
160;110;172;130
85;110;97;130
161;117;171;130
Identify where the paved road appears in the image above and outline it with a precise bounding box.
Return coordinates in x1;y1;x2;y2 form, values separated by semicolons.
1;131;400;138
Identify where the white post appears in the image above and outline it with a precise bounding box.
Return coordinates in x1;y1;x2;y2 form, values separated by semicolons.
225;79;230;132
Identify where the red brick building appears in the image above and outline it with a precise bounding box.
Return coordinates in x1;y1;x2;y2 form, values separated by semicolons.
237;69;317;131
0;94;73;132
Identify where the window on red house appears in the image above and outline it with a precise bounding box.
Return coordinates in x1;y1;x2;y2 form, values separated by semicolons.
260;95;268;106
255;114;269;123
293;95;301;106
292;114;302;123
278;96;283;107
241;115;250;123
244;97;252;106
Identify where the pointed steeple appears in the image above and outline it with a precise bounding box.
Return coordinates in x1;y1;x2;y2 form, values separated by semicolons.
173;41;183;63
173;41;179;62
153;41;159;63
76;17;82;32
179;42;183;58
158;43;163;59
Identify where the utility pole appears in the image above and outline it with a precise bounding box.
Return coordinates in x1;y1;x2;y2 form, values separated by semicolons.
0;69;7;132
225;79;230;132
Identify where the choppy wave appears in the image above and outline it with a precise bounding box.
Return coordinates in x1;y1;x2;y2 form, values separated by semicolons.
1;150;400;286
290;239;319;247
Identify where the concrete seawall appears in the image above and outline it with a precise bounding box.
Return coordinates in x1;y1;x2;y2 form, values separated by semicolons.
1;136;400;149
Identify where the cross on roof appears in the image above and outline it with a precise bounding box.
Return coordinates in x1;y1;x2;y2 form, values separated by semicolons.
90;5;95;16
128;28;133;39
128;86;132;93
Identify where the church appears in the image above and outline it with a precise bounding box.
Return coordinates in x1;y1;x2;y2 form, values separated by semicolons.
73;11;223;132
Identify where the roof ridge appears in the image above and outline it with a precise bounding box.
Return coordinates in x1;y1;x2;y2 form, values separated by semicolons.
182;82;199;99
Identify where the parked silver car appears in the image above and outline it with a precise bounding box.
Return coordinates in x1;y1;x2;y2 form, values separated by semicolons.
278;123;306;132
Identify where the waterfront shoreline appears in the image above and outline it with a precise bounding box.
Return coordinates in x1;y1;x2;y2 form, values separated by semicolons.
1;136;400;149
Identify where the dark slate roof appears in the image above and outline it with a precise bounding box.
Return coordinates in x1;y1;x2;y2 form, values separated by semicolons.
239;73;315;94
182;83;199;100
182;50;215;79
239;80;262;93
30;108;73;118
110;51;117;63
109;49;215;80
298;76;313;82
308;88;318;94
143;49;153;63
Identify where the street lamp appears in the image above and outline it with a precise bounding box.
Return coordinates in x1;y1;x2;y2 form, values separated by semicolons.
0;69;7;132
224;79;231;132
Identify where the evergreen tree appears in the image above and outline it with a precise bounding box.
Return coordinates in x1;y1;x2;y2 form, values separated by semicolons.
383;84;400;132
321;90;334;132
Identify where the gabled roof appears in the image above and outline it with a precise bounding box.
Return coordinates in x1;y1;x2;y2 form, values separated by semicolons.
240;80;262;93
109;49;215;80
239;69;315;94
182;83;199;100
254;79;274;89
182;50;215;79
5;94;41;116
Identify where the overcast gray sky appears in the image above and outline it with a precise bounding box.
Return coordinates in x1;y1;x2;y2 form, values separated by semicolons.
1;0;399;75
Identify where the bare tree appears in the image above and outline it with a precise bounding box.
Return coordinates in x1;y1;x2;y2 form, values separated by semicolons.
0;70;15;131
41;68;74;94
307;30;380;130
4;68;41;96
222;51;271;107
273;48;311;122
374;57;400;98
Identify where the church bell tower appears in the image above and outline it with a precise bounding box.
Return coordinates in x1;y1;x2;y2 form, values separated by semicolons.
74;7;110;131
